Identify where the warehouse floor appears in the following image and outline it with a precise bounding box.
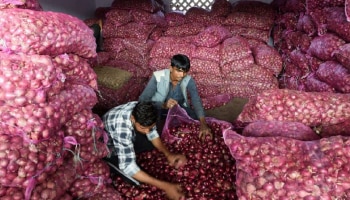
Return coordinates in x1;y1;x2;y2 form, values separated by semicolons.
205;97;249;123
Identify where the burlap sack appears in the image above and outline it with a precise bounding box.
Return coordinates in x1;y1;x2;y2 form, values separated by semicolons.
93;66;132;90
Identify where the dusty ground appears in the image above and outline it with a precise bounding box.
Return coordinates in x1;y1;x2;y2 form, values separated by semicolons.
205;97;249;123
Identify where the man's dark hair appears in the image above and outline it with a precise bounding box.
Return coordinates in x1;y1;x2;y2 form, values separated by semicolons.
171;54;190;72
132;101;158;126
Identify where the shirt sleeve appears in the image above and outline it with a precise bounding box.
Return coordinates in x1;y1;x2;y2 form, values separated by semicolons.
146;128;159;141
187;78;206;118
139;75;163;109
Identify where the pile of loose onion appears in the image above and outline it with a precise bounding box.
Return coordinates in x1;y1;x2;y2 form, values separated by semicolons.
114;119;237;199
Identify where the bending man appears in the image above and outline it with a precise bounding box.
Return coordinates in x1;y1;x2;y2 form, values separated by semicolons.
103;101;187;200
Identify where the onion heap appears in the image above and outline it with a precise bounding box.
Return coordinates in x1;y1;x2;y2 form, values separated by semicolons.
113;106;237;199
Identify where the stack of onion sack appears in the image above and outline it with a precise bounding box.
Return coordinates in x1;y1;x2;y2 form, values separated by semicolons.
0;8;113;199
224;129;350;199
0;131;67;200
91;0;166;112
0;0;42;10
271;0;350;93
113;105;237;199
91;0;280;110
241;120;320;141
235;89;350;137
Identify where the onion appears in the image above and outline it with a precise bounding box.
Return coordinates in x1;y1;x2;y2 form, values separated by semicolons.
114;118;236;199
224;129;350;199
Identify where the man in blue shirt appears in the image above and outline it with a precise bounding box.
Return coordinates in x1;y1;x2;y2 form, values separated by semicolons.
139;54;212;140
103;101;187;200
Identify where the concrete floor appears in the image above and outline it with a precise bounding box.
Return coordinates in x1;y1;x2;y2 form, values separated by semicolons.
205;97;249;123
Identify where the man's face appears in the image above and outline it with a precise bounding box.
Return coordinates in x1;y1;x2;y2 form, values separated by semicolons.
170;66;188;82
134;122;156;134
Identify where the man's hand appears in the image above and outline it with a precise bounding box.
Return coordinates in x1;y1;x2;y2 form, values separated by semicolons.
132;170;186;200
199;121;213;141
166;98;178;109
163;182;185;200
167;154;187;169
151;138;187;168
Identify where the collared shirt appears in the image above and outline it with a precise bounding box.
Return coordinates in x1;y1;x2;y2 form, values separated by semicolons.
139;73;205;118
166;81;185;106
102;101;159;177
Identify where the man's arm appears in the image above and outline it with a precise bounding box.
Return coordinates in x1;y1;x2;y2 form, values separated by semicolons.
139;75;157;101
132;135;186;199
186;78;205;118
151;137;171;157
198;116;212;140
139;75;164;108
187;79;212;140
133;170;185;200
151;137;187;168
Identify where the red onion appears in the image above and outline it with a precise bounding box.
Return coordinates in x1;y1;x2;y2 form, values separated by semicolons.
0;9;96;58
224;129;350;199
237;89;350;135
62;109;105;145
114;109;236;199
